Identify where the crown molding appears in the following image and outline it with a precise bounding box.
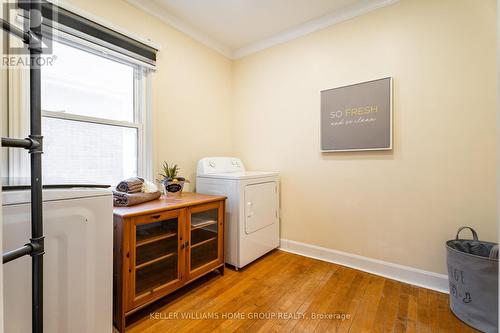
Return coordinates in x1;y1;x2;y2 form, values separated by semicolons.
125;0;233;58
126;0;400;60
233;0;400;59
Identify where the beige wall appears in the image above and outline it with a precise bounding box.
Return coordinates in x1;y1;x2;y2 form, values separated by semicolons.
232;0;498;274
64;0;234;185
1;0;496;276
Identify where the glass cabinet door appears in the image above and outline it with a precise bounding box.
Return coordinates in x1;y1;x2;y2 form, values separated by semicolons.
131;212;183;306
188;202;223;277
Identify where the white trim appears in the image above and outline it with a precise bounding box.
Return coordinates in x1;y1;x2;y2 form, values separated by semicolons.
134;67;153;181
233;0;400;59
6;8;30;179
279;239;449;293
125;0;399;59
47;0;160;51
42;111;141;129
8;67;30;179
143;71;153;181
125;0;232;58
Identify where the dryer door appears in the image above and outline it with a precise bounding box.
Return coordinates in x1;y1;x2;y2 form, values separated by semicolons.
245;181;277;234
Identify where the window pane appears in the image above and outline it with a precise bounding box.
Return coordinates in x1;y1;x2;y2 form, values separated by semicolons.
42;117;137;185
41;40;134;122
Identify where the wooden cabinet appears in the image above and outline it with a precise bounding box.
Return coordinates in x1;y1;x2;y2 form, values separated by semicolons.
128;209;184;311
113;193;225;332
187;202;224;280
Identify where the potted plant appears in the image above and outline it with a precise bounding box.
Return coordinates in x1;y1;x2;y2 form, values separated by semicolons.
159;162;190;196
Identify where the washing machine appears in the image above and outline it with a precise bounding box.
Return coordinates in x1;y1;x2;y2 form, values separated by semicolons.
2;187;113;333
196;157;280;269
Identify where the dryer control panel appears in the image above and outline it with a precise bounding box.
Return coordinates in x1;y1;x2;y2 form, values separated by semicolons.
197;157;246;176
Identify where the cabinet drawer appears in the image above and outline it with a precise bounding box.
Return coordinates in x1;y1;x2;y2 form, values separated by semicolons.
133;210;179;225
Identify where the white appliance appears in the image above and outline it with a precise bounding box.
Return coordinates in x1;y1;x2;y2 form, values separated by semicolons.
2;188;113;333
196;157;280;269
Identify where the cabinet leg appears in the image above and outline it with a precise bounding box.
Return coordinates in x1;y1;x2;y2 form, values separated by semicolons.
113;313;125;333
218;265;225;276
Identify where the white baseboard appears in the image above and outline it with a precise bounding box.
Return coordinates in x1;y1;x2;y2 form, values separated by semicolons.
279;239;449;294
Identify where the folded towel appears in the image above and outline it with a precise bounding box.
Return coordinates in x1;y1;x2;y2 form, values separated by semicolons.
113;190;161;207
116;177;144;193
142;179;159;193
127;184;144;193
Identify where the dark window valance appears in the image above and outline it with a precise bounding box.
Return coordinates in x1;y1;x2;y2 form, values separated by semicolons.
19;0;158;66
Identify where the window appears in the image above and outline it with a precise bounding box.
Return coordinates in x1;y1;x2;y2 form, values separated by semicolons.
42;41;135;121
39;37;151;185
2;3;156;188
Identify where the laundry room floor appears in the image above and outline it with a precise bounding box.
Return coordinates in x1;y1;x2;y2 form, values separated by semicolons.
126;250;479;333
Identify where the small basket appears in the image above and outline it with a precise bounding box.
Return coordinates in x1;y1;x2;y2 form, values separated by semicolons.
446;226;498;333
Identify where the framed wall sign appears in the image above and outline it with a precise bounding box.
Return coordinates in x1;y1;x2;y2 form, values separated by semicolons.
320;77;393;152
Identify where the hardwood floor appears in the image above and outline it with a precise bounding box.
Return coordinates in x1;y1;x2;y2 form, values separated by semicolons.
126;250;479;333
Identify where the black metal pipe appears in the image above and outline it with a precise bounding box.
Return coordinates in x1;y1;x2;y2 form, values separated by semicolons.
0;2;45;333
0;18;30;43
1;137;36;149
29;1;44;333
3;244;33;264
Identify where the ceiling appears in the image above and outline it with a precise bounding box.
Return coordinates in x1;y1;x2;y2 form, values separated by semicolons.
126;0;398;59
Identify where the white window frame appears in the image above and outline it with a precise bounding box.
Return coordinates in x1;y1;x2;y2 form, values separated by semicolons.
9;29;153;183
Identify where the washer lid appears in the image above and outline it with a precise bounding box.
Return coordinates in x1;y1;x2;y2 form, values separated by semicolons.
2;188;112;206
197;171;278;180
